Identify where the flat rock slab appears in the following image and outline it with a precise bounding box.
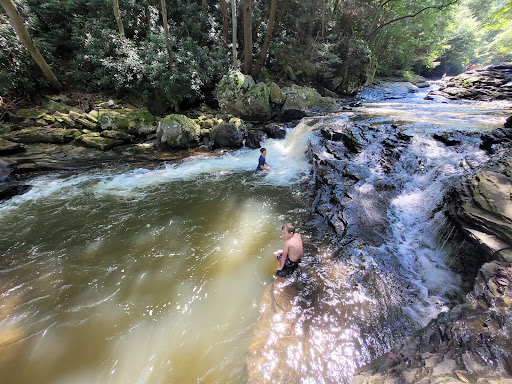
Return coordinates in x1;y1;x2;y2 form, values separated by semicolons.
0;138;24;154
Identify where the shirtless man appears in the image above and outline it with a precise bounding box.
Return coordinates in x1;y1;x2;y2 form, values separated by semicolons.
273;223;303;276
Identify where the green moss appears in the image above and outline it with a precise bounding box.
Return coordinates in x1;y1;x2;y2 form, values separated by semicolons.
14;108;48;120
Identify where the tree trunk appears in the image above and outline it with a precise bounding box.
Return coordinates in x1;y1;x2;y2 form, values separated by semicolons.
243;0;253;74
202;0;208;20
113;0;125;37
252;0;277;78
231;0;238;68
306;0;316;44
160;0;173;69
220;0;229;47
1;0;61;89
321;0;325;38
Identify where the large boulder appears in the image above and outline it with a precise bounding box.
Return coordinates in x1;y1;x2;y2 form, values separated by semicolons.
216;70;272;122
156;114;200;148
281;84;338;120
210;118;247;148
97;107;155;136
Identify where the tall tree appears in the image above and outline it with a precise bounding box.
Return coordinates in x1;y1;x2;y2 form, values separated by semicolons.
231;0;238;68
243;0;253;74
161;0;173;69
113;0;125;37
220;0;229;47
252;0;278;77
1;0;61;89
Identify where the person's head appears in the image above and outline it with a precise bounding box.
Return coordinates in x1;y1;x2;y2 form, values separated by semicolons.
260;147;266;156
281;223;295;238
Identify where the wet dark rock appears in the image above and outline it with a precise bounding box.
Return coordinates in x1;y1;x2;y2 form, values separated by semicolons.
210;118;247;148
480;118;512;153
262;123;287;139
246;129;268;149
0;184;31;202
433;133;462;146
352;261;512;384
429;64;512;100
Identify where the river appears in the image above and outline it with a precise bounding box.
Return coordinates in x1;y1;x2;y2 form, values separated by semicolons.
0;82;511;383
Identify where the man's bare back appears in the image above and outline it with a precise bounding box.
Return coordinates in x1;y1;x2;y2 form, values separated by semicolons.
274;223;303;272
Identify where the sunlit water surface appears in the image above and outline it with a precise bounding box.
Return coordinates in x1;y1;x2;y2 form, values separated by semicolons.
0;131;314;383
1;83;511;384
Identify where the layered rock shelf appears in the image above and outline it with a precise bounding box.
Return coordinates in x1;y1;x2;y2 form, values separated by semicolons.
429;64;512;100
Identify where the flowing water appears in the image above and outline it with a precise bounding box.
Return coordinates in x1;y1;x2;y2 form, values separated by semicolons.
1;82;511;383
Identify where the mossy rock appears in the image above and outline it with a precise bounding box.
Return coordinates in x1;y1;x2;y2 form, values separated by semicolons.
216;70;271;122
281;84;338;119
101;130;134;141
80;134;124;150
97;107;155;136
0;138;25;154
210;117;247;148
42;98;71;113
12;108;48;123
269;82;285;105
156;114;200;148
3;127;80;143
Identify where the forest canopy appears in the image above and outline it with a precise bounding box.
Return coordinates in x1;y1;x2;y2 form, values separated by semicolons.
1;0;511;110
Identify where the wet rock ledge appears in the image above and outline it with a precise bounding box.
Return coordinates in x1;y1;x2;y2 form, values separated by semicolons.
352;124;512;384
429;64;512;100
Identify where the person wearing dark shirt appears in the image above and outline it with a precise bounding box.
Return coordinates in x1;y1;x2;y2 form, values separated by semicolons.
256;147;271;172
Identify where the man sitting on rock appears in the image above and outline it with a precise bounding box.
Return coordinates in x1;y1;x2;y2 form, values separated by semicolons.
273;223;303;277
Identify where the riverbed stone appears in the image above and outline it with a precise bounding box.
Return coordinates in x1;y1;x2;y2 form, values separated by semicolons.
0;138;24;154
79;134;124;150
3;127;80;143
11;108;48;123
101;130;134;142
429;64;512;100
447;158;512;259
156;114;200;148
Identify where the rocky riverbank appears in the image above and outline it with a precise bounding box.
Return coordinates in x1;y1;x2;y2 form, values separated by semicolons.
0;73;343;202
429;64;512;100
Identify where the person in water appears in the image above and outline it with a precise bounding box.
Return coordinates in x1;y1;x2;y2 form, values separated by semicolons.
256;147;271;172
273;223;303;277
